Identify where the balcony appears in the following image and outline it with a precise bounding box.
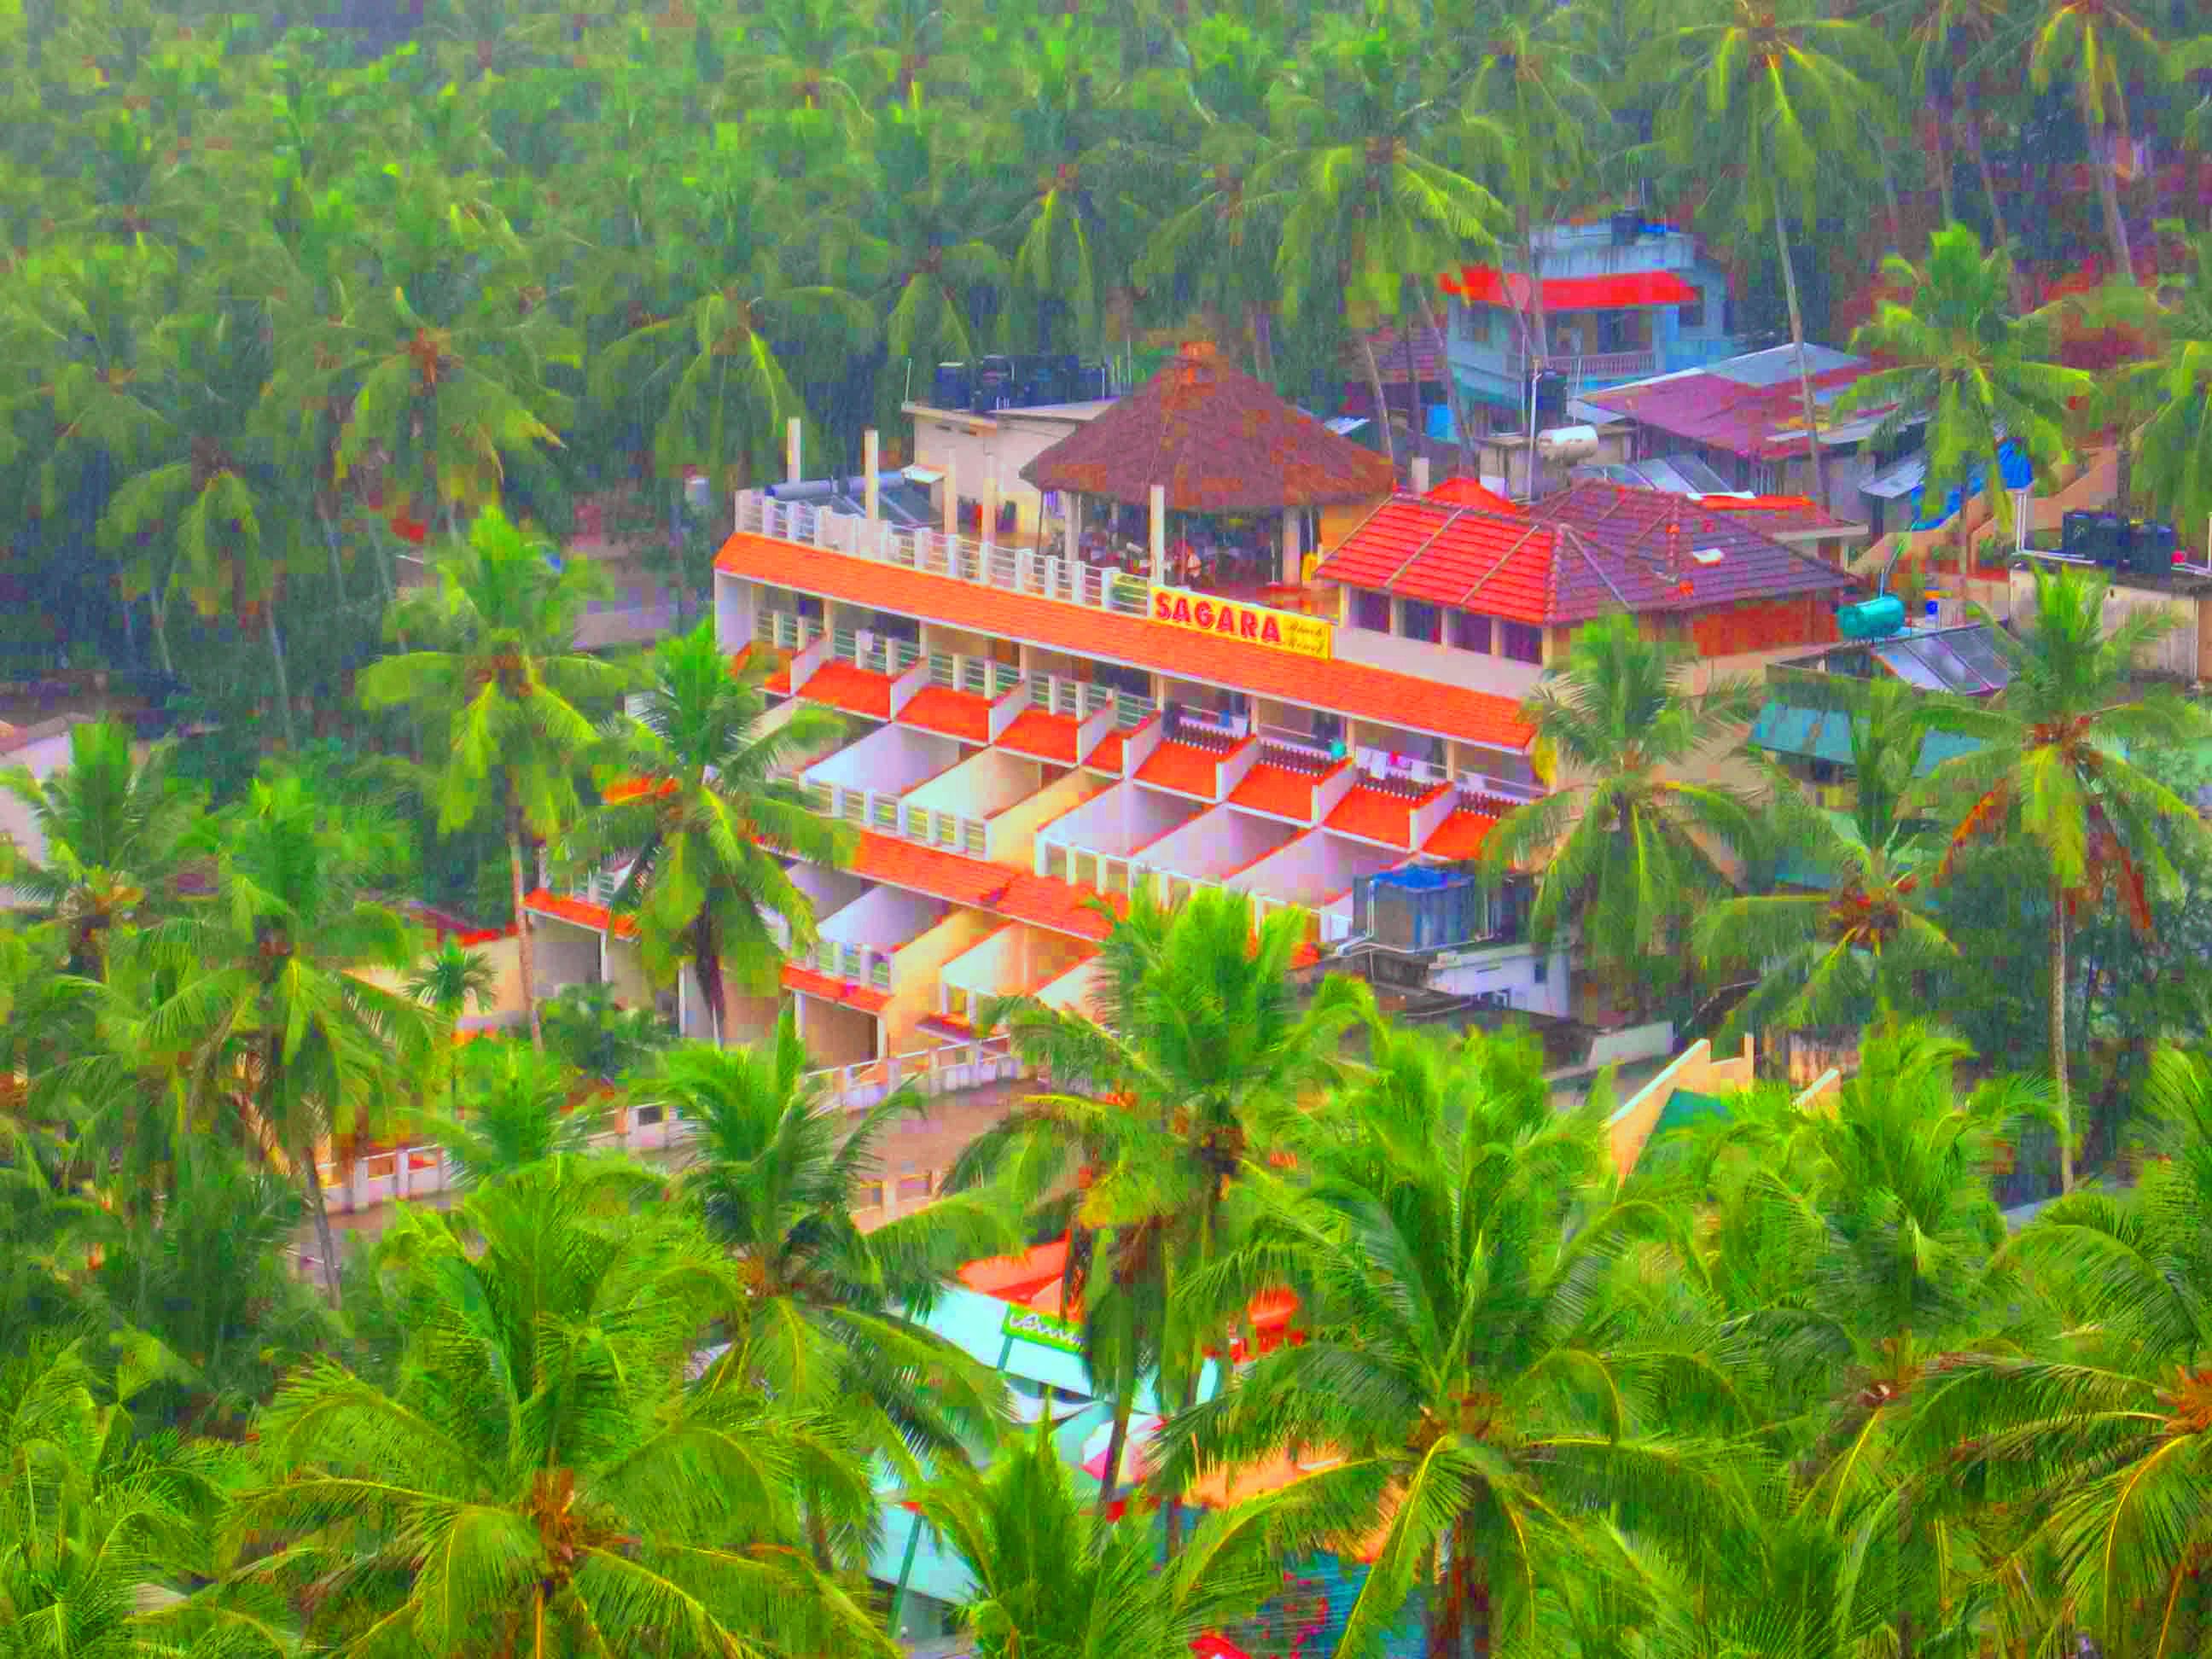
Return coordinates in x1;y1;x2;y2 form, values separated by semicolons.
1502;349;1656;390
804;724;981;852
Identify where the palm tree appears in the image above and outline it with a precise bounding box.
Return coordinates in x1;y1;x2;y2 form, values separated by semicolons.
952;887;1371;1517
420;1038;610;1189
560;624;848;1047
1258;18;1505;469
1909;1044;2212;1657
356;505;628;1050
1480;612;1762;1024
905;1420;1282;1659
1150;1020;1749;1659
405;934;498;1112
651;1022;1016;1472
2083;224;2212;533
1654;1;1897;509
0;719;201;981
151;770;434;1300
1978;0;2168;285
1912;566;2212;1190
1696;681;1959;1039
1832;224;2093;542
227;1160;899;1659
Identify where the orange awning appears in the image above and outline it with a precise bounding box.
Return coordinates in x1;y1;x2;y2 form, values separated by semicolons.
1441;266;1701;309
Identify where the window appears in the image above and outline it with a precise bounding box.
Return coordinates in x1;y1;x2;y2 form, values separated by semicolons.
1353;590;1393;632
1501;621;1544;664
1679;285;1706;331
1400;600;1441;644
1451;611;1493;654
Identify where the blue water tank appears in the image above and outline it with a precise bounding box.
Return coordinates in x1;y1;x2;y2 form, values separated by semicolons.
1837;596;1905;640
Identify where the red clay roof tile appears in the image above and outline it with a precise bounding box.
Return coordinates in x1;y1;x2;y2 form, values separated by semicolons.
1420;808;1498;861
1087;729;1126;771
780;963;892;1015
521;889;637;937
715;536;1532;749
1226;761;1319;821
997;707;1080;763
899;685;992;743
798;660;894;719
764;663;793;695
1426;476;1522;514
1324;782;1449;849
1135;739;1220;798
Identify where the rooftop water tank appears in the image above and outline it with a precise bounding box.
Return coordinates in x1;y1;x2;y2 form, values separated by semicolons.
1837;595;1906;641
1534;424;1600;464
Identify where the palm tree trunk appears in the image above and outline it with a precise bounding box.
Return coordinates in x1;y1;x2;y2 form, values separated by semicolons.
1357;333;1397;471
263;606;298;748
2052;879;2073;1192
147;584;175;678
1249;301;1277;383
1414;281;1476;481
2115;427;2134;515
1965;106;2028;311
1429;1517;1487;1659
305;1156;343;1304
1771;181;1832;512
1094;1385;1135;1519
1931;102;1956;227
2083;85;2135;286
509;804;544;1051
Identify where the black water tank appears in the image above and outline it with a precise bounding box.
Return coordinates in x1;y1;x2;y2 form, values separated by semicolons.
2092;511;2128;566
2062;509;2096;556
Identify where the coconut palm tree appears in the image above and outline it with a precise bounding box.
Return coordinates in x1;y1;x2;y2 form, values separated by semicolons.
227;1159;898;1659
421;1038;610;1190
905;1418;1283;1659
355;505;628;1050
1653;1;1897;509
405;934;498;1112
148;769;433;1300
1258;17;1505;469
651;1020;1016;1472
559;623;848;1048
1912;566;2212;1190
1908;1044;2212;1657
0;719;201;982
951;887;1371;1516
1696;681;1959;1039
1832;224;2092;540
1149;1020;1750;1659
2083;224;2212;534
1480;611;1762;1024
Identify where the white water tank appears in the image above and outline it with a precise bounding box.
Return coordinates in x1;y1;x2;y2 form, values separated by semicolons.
1535;424;1601;464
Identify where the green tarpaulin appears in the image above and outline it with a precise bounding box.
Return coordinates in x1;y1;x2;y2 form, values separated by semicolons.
1652;1088;1733;1141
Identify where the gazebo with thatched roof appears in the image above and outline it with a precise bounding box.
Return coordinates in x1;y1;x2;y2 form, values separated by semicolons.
1022;341;1394;587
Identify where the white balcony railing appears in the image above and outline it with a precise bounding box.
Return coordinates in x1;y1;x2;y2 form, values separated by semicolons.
792;938;897;994
1502;349;1657;389
832;626;923;677
803;777;988;859
737;491;1151;618
929;651;1025;701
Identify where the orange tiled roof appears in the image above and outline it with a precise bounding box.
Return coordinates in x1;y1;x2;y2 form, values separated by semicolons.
847;830;1127;943
1228;761;1322;821
1420;808;1498;861
797;659;893;719
1324;782;1448;849
1135;738;1220;798
780;963;892;1015
765;663;793;695
1088;729;1127;771
521;888;637;937
899;685;992;743
997;707;1080;763
716;535;1533;749
605;776;679;805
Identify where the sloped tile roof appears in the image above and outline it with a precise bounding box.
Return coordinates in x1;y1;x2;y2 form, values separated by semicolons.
1319;486;1855;627
1427;476;1522;514
780;963;892;1015
1135;739;1220;798
1087;729;1127;771
1324;783;1446;849
997;708;1080;763
716;533;1533;749
899;685;992;742
1022;341;1395;511
1227;762;1320;820
1343;323;1449;384
1420;808;1498;861
797;660;893;719
1576;363;1883;460
1691;493;1863;534
521;889;637;938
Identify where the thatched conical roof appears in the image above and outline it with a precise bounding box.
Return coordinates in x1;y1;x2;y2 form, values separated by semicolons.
1021;341;1395;513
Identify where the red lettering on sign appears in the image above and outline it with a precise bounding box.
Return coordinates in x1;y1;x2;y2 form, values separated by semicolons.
1193;601;1214;629
1261;617;1282;645
1238;611;1258;639
1217;604;1238;634
1172;597;1192;624
1154;591;1174;620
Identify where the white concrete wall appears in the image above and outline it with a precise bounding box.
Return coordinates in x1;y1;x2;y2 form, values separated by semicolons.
1140;806;1298;881
1428;940;1572;1019
906;409;1091;539
713;571;758;656
526;922;602;1002
1228;831;1400;909
903;748;1045;820
1331;625;1548;704
937;923;1022;1002
785;862;873;921
806;722;963;794
818;885;945;951
1041;779;1202;859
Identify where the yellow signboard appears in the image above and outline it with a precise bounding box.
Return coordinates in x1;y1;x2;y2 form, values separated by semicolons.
1146;587;1333;661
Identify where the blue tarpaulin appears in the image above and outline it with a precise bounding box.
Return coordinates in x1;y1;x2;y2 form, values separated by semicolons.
1908;441;2034;532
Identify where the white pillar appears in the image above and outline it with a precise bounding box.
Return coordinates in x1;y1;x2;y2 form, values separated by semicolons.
983;456;1000;547
785;416;802;486
1281;509;1299;585
1411;456;1430;495
1064;493;1082;563
1150;484;1167;586
942;456;958;537
863;428;881;522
